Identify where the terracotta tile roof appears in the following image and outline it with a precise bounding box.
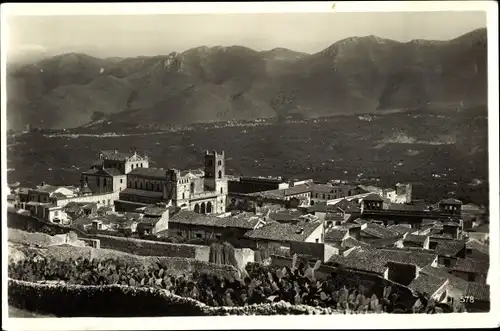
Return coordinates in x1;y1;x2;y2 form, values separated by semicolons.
388;203;427;212
342;237;371;249
324;229;348;243
404;234;427;244
244;220;322;242
334;199;361;213
452;258;489;274
388;224;413;235
269;209;304;222
433;239;465;257
439;198;462;205
170;211;262;230
369;237;402;248
328;247;437;274
120;188;163;199
408;272;447;296
128;167;166;179
361;223;399;239
143;205;167;217
419;266;469;293
100;150;135;161
362;193;383;202
465;283;490;302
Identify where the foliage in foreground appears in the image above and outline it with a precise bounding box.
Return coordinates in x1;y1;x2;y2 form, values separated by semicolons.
8;251;465;315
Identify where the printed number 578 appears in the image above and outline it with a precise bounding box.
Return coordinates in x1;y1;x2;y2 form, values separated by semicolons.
460;296;475;303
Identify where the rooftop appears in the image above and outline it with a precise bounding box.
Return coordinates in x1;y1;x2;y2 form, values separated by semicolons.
404;234;427;244
269;209;304;222
129;167;166;179
100;150;138;161
408;271;446;296
361;223;400;239
324;228;348;243
362;193;384;202
439;198;463;205
170;211;263;230
244;220;321;242
143;205;168;217
432;239;465;257
82;167;124;177
246;184;311;200
327;247;437;274
388;224;414;235
120;188;163;199
451;258;489;275
342;237;371;249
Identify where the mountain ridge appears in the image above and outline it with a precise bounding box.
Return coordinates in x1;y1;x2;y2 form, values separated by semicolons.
6;28;487;130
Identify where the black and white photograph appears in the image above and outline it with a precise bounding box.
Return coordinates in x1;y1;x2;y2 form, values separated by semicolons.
2;2;499;329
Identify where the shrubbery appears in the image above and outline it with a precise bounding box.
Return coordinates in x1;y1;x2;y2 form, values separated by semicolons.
8;252;461;315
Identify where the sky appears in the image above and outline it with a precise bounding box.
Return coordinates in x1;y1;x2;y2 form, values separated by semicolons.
7;11;487;60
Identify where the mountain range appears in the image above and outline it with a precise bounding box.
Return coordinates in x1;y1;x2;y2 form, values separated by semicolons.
6;28;487;130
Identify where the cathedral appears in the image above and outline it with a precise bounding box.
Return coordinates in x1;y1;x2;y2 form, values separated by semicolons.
164;150;228;215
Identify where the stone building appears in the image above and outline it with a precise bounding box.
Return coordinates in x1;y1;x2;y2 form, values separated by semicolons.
80;150;148;195
164;150;228;215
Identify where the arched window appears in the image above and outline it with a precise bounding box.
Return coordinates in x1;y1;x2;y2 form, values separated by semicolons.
190;182;195;194
157;184;160;191
220;187;223;194
207;202;212;213
218;170;222;179
131;164;134;169
134;181;137;189
194;204;200;213
140;182;143;189
217;160;222;166
103;178;107;187
182;193;185;200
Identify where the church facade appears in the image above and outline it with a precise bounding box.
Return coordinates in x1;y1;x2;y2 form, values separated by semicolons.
164;150;228;214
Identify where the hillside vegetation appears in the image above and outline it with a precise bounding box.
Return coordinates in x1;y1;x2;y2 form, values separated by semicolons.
7;28;487;130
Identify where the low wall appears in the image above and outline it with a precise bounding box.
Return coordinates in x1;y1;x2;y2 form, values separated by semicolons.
8;279;346;317
93;234;210;261
8;213;210;261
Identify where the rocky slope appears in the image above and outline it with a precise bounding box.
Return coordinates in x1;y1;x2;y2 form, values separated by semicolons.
6;28;487;130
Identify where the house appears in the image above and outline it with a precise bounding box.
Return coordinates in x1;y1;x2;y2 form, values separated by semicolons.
135;205;169;235
465;239;489;264
395;233;428;248
244;219;325;250
267;209;304;223
449;258;489;283
166;210;265;244
228;176;289;194
230;183;312;211
428;237;466;267
359;222;400;243
327;247;438;282
464;283;490;312
408;265;469;303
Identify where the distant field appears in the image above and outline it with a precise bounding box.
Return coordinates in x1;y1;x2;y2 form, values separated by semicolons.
6;110;489;205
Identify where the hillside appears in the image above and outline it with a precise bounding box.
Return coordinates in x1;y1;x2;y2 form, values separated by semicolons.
6;28;487;130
